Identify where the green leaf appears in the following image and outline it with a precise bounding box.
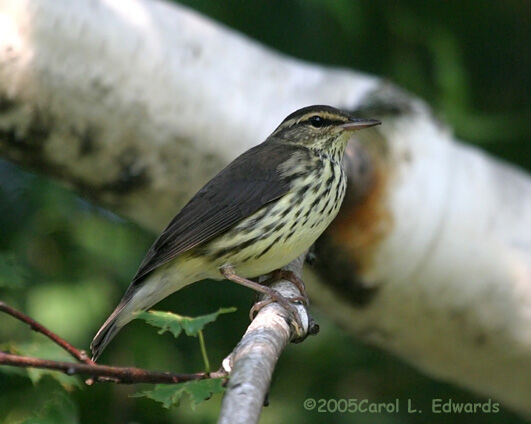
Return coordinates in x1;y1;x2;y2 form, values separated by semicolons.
132;378;225;409
0;253;28;288
137;307;236;339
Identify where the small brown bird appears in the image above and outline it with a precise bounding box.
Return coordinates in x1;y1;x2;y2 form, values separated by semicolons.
91;105;380;360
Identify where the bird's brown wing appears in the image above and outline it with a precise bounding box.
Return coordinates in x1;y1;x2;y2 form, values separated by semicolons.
131;141;305;284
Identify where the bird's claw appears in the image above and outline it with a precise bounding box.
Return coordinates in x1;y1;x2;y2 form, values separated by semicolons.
266;269;310;306
250;289;305;332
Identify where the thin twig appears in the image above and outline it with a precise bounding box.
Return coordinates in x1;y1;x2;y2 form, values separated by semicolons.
0;352;226;384
0;300;227;384
0;301;94;364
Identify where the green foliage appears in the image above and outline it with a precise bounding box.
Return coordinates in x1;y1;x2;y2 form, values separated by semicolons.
132;378;226;409
138;307;237;373
137;307;237;339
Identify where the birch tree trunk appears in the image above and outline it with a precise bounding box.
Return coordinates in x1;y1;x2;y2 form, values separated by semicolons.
0;0;529;416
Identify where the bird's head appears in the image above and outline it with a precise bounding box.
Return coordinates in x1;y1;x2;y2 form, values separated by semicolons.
269;105;380;156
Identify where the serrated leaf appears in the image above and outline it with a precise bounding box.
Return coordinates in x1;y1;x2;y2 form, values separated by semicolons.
0;253;28;288
132;378;225;409
137;307;236;339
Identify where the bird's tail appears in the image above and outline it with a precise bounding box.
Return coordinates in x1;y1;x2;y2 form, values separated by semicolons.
90;299;130;361
91;265;196;360
91;282;151;361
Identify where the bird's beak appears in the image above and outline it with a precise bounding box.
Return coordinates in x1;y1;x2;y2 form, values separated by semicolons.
341;119;381;131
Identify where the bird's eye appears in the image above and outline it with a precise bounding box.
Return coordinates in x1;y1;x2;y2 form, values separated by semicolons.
309;115;324;128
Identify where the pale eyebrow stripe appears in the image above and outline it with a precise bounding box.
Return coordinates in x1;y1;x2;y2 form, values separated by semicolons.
272;111;350;136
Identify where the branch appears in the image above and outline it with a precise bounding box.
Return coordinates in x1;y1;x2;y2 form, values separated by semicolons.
0;301;94;364
218;255;316;424
0;352;224;384
0;300;225;384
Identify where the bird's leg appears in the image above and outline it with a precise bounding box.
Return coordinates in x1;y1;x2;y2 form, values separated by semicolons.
249;269;309;320
219;265;304;329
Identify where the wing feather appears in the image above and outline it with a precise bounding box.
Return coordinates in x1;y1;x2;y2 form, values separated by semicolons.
131;141;304;283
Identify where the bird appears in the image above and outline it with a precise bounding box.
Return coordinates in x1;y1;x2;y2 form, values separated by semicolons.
90;105;380;360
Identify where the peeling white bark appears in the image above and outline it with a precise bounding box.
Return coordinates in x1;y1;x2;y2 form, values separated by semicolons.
306;111;531;413
0;0;530;416
0;0;376;227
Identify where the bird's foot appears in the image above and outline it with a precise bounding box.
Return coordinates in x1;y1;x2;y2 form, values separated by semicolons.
265;269;310;306
220;265;305;330
249;294;306;323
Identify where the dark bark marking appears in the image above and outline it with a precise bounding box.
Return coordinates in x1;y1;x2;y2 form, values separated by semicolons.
313;235;380;307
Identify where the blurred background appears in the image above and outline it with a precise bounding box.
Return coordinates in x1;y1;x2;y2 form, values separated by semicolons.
0;1;529;423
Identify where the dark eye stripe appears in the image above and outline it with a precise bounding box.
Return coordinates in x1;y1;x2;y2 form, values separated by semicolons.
304;117;345;127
